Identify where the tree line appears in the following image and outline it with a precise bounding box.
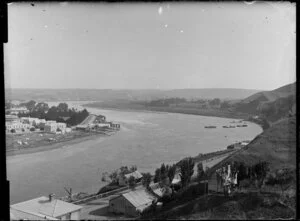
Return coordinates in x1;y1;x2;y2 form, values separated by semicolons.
16;100;89;127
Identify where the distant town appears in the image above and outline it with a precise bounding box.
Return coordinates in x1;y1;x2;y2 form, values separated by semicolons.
5;100;120;154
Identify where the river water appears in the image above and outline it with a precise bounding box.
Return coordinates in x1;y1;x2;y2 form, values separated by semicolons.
7;101;262;204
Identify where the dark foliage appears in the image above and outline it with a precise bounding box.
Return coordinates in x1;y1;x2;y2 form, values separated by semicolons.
18;102;89;127
178;157;195;187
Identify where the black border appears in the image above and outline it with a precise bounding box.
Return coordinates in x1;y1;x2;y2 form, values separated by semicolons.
1;1;298;221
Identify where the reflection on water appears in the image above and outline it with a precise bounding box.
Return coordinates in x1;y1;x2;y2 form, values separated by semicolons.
7;101;263;204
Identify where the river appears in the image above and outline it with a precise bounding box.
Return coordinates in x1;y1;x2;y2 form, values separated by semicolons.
7;101;263;204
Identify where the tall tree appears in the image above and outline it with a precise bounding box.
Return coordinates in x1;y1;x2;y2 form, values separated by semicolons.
178;157;195;187
197;162;205;182
167;164;177;183
141;173;152;189
128;176;136;189
154;168;161;183
57;103;69;112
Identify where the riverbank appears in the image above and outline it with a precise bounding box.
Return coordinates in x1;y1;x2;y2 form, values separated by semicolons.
83;102;254;124
84;102;268;131
6;131;112;157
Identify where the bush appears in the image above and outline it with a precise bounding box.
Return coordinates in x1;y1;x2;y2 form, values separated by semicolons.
265;168;295;195
174;182;207;201
97;185;120;194
10;129;16;133
30;127;35;132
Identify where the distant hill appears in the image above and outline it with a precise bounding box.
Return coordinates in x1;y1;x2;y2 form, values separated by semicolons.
242;82;296;104
234;82;296;122
5;88;261;102
222;116;296;170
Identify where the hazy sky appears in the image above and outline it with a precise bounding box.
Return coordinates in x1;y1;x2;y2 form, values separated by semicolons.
5;2;296;90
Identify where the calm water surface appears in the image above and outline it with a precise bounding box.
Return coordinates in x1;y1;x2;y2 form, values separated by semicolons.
7;101;262;204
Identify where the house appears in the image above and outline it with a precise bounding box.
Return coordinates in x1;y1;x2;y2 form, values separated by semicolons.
94;115;106;123
8;106;29;115
10;195;82;220
6;115;21;123
149;183;172;198
57;122;66;132
96;123;111;128
110;122;121;129
6;116;31;132
44;122;66;133
118;170;143;186
75;125;88;131
44;123;57;133
108;189;157;217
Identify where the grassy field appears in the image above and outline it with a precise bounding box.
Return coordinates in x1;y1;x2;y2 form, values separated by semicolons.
5;130;106;156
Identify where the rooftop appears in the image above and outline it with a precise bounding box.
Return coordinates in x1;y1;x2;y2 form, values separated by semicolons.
11;196;82;218
122;189;156;211
124;170;143;180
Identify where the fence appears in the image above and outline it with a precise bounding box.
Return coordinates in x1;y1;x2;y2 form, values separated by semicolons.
70;186;129;205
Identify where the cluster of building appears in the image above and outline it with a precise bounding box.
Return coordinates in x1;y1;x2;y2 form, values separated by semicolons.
5;115;70;134
75;114;120;131
107;169;182;217
6;106;29;115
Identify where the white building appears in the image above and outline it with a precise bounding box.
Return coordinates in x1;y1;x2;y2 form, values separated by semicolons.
21;117;46;127
44;122;66;133
9;106;29;115
6;122;31;132
10;195;82;220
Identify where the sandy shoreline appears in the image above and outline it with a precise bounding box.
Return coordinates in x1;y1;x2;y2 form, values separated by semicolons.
6;133;107;157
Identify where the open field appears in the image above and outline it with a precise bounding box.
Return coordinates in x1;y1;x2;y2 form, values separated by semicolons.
6;130;108;156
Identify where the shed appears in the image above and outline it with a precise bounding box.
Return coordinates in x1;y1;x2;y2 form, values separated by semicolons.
109;189;157;217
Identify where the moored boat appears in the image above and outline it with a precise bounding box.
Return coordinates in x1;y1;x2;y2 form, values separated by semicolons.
204;126;217;129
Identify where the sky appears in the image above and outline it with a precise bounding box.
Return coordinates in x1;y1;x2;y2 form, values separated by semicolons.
4;2;296;90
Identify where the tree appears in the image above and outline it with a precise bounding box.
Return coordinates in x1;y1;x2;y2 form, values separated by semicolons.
21;100;36;111
167;164;177;183
160;163;168;181
154;168;161;183
35;102;49;112
142;173;152;189
56;128;61;132
251;161;270;190
119;166;130;176
220;101;231;109
209;98;221;106
178;157;195;187
197;162;206;182
57;103;69;112
128;176;136;189
10;129;16;133
129;165;137;172
30;127;35;132
108;171;119;184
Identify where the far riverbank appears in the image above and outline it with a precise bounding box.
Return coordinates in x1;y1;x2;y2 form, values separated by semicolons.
83;102;267;129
